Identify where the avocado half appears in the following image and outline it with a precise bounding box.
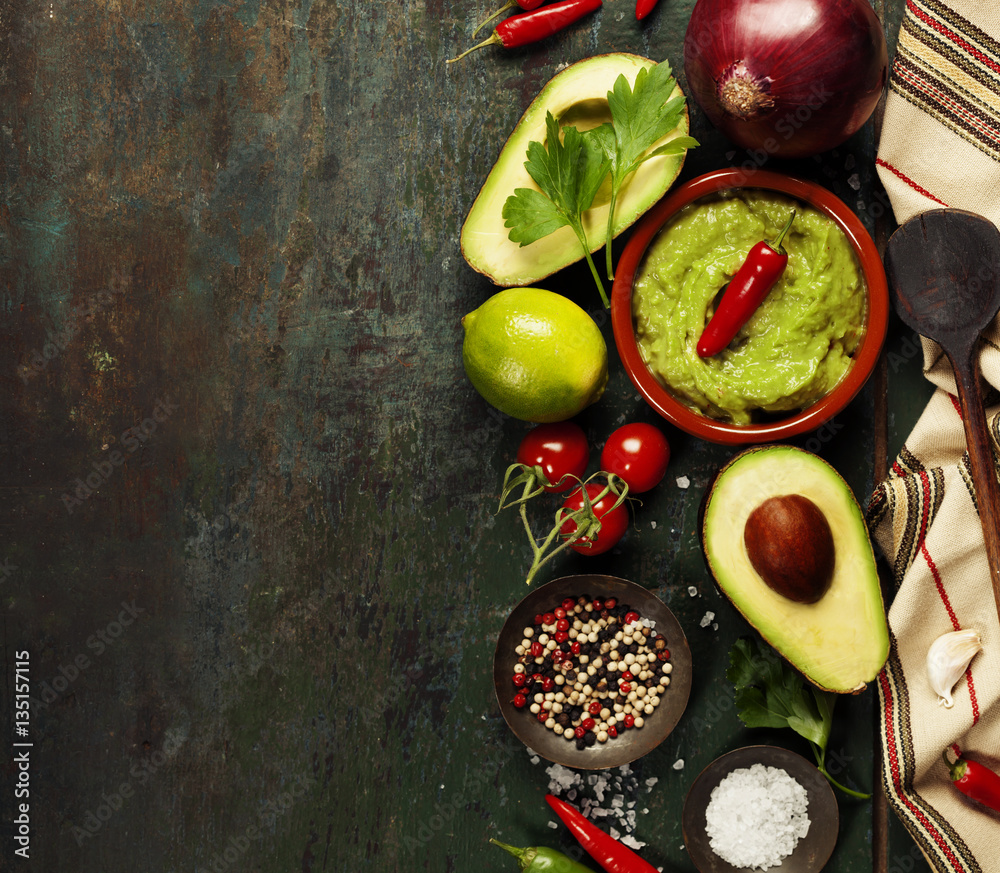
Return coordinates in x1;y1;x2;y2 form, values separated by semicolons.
701;446;889;694
461;53;691;287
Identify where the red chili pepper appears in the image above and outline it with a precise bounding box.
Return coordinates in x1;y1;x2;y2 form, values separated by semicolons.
472;0;546;38
447;0;602;64
944;750;1000;811
545;794;659;873
695;209;797;358
635;0;660;19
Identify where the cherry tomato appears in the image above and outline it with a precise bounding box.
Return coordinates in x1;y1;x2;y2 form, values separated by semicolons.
560;483;628;555
517;422;589;492
600;423;670;494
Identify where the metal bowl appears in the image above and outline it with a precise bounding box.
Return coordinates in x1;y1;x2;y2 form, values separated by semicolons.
493;574;692;769
682;745;839;872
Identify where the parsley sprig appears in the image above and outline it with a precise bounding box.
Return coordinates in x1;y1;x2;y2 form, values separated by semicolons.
727;637;871;800
589;63;699;281
502;111;611;306
501;62;698;307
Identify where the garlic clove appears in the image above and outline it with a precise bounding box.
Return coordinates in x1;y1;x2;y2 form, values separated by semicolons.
927;628;983;708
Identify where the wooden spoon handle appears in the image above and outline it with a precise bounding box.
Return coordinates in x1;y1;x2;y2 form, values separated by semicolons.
952;355;1000;628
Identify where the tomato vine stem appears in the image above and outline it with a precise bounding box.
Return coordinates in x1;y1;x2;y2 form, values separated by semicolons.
499;465;628;584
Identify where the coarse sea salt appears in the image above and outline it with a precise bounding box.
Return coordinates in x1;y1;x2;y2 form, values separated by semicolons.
704;763;810;871
536;751;653;849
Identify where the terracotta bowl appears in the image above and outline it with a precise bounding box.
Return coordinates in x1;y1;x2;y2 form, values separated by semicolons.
611;168;889;445
682;745;839;872
493;575;692;770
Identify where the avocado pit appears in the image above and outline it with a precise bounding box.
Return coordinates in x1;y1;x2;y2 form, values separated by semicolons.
744;494;835;604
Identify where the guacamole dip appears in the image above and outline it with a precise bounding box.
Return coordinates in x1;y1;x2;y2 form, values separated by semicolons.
633;190;866;425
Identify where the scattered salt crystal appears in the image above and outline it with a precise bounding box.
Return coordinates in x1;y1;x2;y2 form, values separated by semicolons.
610;827;621;840
642;808;649;815
848;172;861;190
676;476;690;489
545;763;578;791
673;759;685;770
621;834;646;850
712;622;718;631
687;586;698;597
699;611;715;628
650;520;657;529
547;820;558;829
542;752;655;848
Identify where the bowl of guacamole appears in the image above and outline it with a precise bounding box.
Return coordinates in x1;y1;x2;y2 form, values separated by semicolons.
610;169;888;445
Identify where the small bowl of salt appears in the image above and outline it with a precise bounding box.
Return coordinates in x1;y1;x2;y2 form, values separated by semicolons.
682;745;838;872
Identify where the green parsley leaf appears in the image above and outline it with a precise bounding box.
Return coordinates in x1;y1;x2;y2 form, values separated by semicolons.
502;111;611;306
727;638;870;799
596;62;699;280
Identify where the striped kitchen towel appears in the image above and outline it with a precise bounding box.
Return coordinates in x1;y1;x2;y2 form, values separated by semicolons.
869;2;1000;870
876;1;1000;226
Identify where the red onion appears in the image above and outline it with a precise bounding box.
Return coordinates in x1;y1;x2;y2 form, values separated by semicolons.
683;0;888;158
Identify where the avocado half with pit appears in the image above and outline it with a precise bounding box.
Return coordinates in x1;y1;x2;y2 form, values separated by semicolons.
701;445;889;694
461;53;691;287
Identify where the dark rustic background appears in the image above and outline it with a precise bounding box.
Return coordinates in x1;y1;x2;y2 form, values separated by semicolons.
1;0;936;870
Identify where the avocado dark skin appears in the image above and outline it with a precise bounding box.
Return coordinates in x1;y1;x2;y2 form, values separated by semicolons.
743;494;836;604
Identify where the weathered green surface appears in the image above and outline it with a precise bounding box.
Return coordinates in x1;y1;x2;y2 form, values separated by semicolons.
0;0;935;870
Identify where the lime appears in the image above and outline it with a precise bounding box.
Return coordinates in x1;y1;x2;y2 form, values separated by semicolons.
461;288;608;423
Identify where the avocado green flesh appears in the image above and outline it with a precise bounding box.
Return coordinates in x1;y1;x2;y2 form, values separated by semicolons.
702;446;889;694
461;53;690;288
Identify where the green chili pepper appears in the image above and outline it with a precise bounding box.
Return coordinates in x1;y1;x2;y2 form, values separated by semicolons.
490;838;597;872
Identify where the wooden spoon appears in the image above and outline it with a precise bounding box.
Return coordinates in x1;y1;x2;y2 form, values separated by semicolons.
885;208;1000;626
